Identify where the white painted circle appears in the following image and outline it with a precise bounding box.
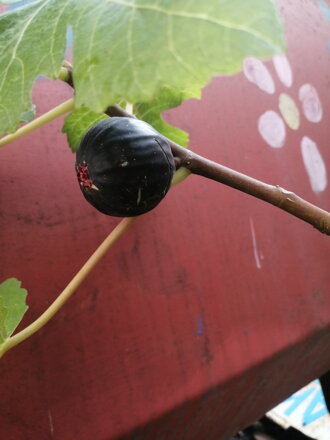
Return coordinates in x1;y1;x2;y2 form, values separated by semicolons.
258;111;286;148
299;84;323;123
273;55;293;87
300;136;327;193
243;57;275;94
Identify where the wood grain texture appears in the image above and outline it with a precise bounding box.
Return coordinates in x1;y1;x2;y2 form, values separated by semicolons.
0;1;329;438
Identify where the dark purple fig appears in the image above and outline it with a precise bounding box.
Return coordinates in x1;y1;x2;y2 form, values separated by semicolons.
75;117;175;217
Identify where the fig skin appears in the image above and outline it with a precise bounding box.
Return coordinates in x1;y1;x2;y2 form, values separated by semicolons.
75;117;175;217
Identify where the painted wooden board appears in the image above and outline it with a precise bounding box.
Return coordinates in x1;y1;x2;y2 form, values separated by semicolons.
0;1;329;439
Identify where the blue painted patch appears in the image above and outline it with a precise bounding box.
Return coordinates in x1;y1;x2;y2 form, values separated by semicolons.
284;388;315;416
283;380;328;426
327;40;330;53
36;75;46;82
8;0;33;10
302;389;328;425
319;0;330;21
66;27;73;50
196;316;203;335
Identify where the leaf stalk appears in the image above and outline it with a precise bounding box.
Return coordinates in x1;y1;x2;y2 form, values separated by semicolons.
0;98;75;148
0;217;135;358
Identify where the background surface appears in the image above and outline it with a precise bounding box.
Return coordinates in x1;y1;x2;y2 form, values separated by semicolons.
0;1;329;438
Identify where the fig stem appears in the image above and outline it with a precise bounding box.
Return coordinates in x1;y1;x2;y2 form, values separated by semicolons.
0;98;75;148
107;104;330;235
171;167;191;186
174;148;330;235
0;217;136;358
58;61;74;87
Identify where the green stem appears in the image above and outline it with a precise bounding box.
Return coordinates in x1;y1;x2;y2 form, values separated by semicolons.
0;217;136;358
58;67;71;83
171;167;191;186
0;98;75;148
58;61;74;87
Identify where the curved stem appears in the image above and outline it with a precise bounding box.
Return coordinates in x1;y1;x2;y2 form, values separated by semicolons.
58;67;71;84
0;217;136;358
58;60;74;87
171;167;191;186
176;148;330;235
107;104;330;235
0;98;75;148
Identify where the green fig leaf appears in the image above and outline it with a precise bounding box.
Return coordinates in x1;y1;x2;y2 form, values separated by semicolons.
20;104;36;123
62;107;108;153
135;86;189;147
0;278;28;345
0;0;285;136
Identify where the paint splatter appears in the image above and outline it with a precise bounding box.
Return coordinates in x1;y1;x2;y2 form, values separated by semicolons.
48;410;54;437
249;218;262;269
8;1;32;10
301;137;327;193
278;93;300;130
258;110;286;148
196;316;203;335
243;57;275;94
273;55;293;87
299;84;323;123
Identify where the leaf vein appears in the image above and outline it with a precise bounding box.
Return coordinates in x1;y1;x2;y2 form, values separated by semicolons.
0;0;52;94
106;0;279;51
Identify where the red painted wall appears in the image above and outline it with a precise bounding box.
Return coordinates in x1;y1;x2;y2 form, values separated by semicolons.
0;1;329;439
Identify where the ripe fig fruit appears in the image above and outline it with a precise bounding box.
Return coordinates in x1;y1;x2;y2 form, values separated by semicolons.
75;117;175;217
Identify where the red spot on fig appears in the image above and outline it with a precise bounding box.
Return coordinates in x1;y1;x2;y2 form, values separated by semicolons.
76;162;93;189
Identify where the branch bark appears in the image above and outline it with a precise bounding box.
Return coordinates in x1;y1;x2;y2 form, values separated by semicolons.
173;146;330;234
106;105;330;235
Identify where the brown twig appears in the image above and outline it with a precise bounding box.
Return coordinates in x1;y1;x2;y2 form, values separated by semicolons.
105;104;330;235
62;77;330;235
172;146;330;234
